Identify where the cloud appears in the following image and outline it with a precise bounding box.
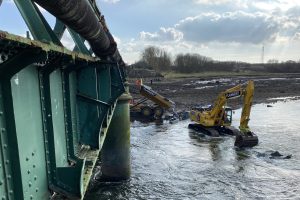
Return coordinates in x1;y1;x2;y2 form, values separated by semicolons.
119;6;300;63
176;11;280;44
140;27;183;42
292;33;300;41
193;0;300;12
61;30;75;51
251;0;300;11
193;0;232;5
139;11;283;44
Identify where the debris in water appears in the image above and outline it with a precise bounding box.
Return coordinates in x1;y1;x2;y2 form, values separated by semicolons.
269;151;292;159
270;151;282;157
255;151;292;159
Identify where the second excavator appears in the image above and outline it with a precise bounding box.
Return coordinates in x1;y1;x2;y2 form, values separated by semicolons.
189;80;258;148
130;79;176;120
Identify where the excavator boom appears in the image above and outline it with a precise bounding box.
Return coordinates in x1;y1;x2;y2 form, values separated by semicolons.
139;84;174;109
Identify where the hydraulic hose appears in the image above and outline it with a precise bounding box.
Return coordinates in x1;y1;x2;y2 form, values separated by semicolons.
34;0;121;62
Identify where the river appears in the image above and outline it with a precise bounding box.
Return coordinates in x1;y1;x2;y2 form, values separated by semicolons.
86;99;300;200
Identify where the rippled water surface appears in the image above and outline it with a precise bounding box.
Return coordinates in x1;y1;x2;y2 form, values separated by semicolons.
86;100;300;199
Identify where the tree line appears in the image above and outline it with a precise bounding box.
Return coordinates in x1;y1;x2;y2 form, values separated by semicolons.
130;46;300;73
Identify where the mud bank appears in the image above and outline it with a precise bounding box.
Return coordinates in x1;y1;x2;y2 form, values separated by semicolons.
130;74;300;110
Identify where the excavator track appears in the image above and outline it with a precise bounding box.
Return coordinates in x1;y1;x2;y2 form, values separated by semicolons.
189;124;258;148
188;124;220;137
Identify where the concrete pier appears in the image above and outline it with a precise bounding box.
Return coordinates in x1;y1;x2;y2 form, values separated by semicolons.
100;85;131;181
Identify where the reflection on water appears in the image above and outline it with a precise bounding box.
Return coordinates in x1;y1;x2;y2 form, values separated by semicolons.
86;100;300;200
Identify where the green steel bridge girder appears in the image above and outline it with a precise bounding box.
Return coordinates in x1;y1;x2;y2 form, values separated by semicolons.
0;31;126;199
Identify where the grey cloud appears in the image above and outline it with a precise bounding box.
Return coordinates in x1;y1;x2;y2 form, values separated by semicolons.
176;11;279;44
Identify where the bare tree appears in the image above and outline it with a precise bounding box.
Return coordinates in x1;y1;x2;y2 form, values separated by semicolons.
141;46;172;72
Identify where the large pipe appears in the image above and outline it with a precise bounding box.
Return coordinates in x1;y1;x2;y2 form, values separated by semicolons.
34;0;123;64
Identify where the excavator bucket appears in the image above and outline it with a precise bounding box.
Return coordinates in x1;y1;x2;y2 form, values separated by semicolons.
234;132;258;148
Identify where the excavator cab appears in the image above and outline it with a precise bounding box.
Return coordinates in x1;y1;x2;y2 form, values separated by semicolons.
223;107;233;125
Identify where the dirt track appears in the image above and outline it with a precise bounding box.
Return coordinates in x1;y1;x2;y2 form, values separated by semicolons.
130;74;300;110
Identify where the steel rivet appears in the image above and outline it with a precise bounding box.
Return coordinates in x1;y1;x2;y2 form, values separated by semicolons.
26;157;29;161
2;196;5;200
30;195;33;199
34;176;37;181
35;188;39;192
0;180;3;185
9;190;13;194
5;160;9;165
33;165;36;168
27;170;30;174
29;182;32;187
7;175;11;180
32;152;35;156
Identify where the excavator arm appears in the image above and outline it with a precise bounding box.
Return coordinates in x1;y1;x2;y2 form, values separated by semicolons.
234;80;258;148
239;80;254;132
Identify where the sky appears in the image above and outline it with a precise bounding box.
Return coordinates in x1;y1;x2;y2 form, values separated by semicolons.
1;0;300;64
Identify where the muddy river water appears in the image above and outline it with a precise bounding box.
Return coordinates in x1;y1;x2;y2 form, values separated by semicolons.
86;99;300;199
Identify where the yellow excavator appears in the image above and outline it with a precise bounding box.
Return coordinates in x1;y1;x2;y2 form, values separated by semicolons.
130;79;175;119
189;80;258;148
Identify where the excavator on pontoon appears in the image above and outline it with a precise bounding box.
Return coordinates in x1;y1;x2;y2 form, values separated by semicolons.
189;80;258;148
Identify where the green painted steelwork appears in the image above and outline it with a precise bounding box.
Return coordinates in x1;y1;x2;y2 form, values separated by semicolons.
14;0;62;44
0;29;126;199
11;66;49;199
0;0;130;198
